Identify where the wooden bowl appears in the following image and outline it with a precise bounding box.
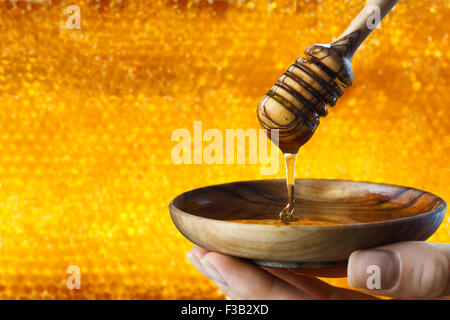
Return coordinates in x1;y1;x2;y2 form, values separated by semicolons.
169;179;446;277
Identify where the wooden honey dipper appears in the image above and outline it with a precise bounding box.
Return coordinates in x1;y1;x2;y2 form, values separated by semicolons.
257;0;399;153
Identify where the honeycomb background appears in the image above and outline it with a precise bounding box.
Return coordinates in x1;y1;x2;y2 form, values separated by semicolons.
0;0;448;299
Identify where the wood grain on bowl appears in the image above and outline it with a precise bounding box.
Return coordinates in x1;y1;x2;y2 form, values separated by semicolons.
169;179;446;277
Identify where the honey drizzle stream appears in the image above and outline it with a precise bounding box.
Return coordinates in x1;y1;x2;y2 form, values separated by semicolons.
279;153;298;224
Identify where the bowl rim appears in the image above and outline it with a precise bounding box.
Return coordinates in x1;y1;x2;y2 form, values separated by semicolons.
169;178;447;230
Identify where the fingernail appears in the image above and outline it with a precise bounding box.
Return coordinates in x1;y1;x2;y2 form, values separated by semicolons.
348;249;400;290
186;252;212;279
200;258;227;286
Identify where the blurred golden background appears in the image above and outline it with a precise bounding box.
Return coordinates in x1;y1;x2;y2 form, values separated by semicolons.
0;0;448;299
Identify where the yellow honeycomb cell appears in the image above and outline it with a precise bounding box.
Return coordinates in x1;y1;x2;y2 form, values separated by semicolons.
0;0;448;299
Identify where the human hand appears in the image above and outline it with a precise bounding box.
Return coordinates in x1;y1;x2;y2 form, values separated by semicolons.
186;241;450;299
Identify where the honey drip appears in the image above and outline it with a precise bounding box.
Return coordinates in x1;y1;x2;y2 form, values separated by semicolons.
279;153;298;224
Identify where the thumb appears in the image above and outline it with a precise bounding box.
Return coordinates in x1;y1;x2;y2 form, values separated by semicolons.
347;241;450;299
